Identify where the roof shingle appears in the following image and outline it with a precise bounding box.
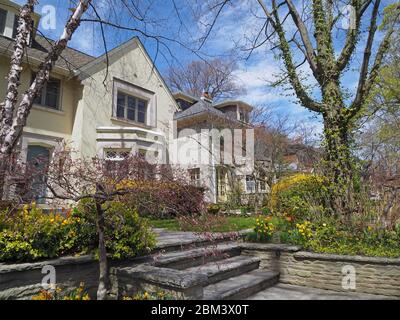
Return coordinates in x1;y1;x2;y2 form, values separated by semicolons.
0;34;95;72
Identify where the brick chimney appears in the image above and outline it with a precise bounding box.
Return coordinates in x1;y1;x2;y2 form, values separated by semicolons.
200;90;213;103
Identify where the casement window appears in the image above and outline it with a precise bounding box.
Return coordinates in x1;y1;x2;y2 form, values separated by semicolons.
188;168;201;187
245;176;256;193
32;74;61;109
0;9;6;35
116;91;147;124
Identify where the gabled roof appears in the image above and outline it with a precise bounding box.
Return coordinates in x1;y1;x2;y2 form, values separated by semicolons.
0;35;95;73
75;36;179;111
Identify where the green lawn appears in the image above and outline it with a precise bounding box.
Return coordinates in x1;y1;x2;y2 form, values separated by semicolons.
149;216;256;232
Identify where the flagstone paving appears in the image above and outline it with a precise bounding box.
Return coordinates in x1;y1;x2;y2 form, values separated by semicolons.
246;283;397;300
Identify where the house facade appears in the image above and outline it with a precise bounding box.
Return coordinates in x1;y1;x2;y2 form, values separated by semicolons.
171;92;269;204
0;1;178;202
0;0;269;205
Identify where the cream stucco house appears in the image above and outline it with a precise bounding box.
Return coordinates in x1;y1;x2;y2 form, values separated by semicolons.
0;0;269;205
0;1;177;202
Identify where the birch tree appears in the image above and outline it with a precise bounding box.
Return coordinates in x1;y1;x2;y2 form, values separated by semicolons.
0;0;92;198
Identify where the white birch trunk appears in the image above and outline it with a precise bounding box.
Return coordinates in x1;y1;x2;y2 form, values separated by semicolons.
0;0;92;155
0;1;35;151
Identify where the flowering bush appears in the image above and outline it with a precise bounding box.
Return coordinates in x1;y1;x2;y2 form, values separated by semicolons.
119;179;205;218
0;201;155;262
249;214;400;257
269;174;330;221
32;282;90;300
253;216;275;241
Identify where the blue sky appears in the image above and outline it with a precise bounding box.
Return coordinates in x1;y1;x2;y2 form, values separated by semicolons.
13;0;395;140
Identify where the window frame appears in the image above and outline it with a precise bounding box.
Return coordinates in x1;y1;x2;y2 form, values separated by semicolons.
245;175;256;194
31;73;61;110
12;13;18;39
0;8;7;35
188;168;201;187
115;91;148;124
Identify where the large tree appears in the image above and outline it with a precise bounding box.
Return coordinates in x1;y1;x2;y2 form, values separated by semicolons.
166;58;243;100
201;0;400;215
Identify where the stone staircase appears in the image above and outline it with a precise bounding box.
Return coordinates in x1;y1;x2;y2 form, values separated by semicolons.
113;234;279;300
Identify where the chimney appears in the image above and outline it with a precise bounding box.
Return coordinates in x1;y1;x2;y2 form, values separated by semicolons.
200;91;213;103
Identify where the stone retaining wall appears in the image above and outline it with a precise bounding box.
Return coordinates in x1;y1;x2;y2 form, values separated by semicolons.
0;255;151;300
241;243;400;297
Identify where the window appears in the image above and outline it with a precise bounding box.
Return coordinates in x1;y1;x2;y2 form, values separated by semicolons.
0;9;6;35
32;74;61;109
246;176;256;193
188;168;200;187
12;13;18;39
138;149;147;157
116;91;147;124
217;169;227;196
239;109;245;122
259;180;266;192
104;148;131;173
105;149;131;161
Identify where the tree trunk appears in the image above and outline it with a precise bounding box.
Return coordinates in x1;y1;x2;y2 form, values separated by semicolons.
95;199;110;300
0;154;8;200
322;108;354;216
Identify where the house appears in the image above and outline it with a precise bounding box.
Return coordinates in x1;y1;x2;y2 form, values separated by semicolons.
0;1;178;203
171;91;269;204
0;0;270;206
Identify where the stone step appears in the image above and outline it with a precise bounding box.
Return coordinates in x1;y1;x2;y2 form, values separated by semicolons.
153;228;241;254
153;243;241;270
203;270;280;300
185;255;261;285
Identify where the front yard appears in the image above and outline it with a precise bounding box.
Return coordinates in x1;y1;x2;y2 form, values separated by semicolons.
149;216;256;232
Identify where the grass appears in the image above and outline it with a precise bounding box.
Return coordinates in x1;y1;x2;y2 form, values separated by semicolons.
149;216;256;232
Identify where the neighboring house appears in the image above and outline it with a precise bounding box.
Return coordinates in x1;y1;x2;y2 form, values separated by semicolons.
172;91;269;204
0;1;178;203
283;143;320;173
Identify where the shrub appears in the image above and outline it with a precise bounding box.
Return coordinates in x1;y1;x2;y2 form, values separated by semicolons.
119;180;205;218
73;200;156;260
270;174;331;221
207;203;222;215
249;212;400;257
0;201;155;262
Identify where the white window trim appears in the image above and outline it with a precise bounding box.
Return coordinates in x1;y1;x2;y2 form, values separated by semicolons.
104;148;132;161
112;79;155;127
